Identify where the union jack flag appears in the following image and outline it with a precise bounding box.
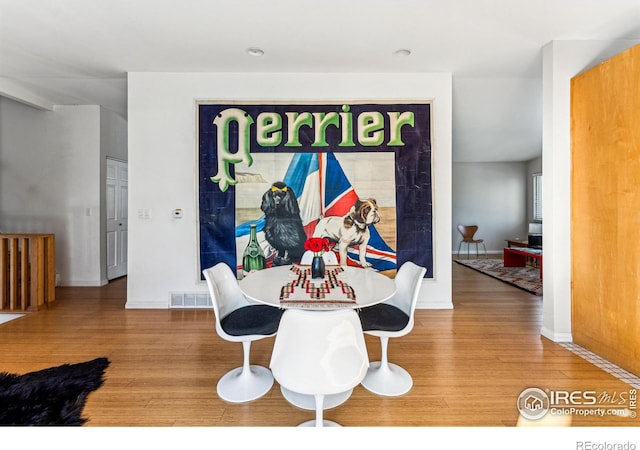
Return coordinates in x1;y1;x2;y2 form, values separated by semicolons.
236;152;396;272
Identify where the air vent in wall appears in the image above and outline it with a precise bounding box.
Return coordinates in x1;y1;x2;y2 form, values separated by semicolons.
169;292;212;308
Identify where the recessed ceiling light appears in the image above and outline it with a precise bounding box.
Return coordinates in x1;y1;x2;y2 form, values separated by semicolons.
393;49;411;57
246;47;264;57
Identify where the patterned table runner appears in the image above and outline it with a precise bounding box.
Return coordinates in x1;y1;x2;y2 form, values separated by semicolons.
279;265;357;309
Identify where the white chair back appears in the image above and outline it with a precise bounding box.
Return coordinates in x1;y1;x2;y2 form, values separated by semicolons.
203;262;251;338
202;262;279;403
384;261;426;332
323;251;339;265
300;250;339;265
270;308;369;396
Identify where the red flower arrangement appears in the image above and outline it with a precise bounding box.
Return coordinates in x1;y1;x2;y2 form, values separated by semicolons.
304;237;330;256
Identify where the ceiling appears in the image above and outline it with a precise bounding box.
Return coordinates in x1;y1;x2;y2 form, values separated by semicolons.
1;0;639;162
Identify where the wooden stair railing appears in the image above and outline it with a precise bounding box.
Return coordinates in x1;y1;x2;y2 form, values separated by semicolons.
0;233;55;312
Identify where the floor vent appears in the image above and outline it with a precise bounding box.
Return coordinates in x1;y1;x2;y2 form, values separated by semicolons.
169;292;212;308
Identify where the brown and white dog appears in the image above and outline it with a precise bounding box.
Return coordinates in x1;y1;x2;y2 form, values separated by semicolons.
313;198;380;267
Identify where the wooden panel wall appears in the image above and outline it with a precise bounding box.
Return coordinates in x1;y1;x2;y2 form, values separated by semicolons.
571;44;640;376
0;233;55;311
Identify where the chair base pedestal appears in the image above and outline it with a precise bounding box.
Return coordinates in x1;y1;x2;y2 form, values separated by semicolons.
360;361;413;397
299;420;341;427
217;365;274;403
280;385;352;410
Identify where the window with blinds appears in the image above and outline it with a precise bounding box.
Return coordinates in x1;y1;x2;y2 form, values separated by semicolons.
532;173;542;221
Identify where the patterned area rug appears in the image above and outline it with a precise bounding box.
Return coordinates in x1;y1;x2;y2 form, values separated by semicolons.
454;258;542;296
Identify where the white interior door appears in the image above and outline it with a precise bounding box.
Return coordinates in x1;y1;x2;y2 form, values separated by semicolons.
106;158;128;280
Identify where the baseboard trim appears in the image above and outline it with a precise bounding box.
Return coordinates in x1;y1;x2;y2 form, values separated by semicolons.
125;301;170;309
541;327;573;343
57;280;108;287
417;299;454;309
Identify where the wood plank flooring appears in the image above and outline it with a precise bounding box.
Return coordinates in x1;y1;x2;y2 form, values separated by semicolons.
0;260;637;427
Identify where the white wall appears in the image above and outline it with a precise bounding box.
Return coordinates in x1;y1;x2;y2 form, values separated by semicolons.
100;107;128;162
452;162;527;253
126;72;453;309
541;39;640;342
0;98;127;286
0;99;101;284
453;77;542;162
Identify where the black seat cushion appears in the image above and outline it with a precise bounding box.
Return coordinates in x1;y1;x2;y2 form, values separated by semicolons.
359;303;409;332
221;305;284;336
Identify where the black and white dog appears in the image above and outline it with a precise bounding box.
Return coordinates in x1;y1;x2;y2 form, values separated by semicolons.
313;198;380;267
260;181;306;265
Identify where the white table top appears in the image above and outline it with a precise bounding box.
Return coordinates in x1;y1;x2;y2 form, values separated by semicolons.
239;265;396;309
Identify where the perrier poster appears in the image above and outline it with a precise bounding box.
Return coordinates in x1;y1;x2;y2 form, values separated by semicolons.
197;102;433;279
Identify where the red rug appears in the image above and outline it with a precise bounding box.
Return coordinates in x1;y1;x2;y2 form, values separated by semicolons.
454;258;542;296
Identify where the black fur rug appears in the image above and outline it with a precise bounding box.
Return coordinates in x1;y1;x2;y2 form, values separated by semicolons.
0;357;110;426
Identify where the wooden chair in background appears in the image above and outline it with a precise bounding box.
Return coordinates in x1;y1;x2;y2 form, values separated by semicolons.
456;225;487;259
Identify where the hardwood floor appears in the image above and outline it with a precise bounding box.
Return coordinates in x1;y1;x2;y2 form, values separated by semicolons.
0;260;637;427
